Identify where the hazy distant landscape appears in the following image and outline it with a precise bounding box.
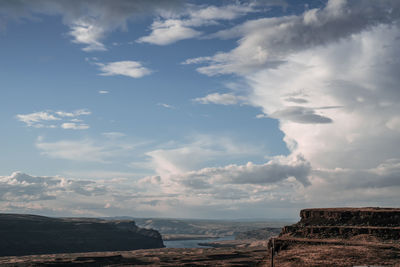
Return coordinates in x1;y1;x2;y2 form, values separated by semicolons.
104;216;286;248
131;217;288;240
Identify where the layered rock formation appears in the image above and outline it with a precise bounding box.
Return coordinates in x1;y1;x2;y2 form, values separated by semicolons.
279;207;400;241
0;214;164;256
269;208;400;263
266;208;400;266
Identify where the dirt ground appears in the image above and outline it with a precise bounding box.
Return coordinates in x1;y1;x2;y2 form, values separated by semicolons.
0;242;399;266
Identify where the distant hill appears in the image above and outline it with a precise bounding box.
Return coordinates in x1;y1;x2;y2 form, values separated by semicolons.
0;213;164;256
235;227;281;240
127;217;289;240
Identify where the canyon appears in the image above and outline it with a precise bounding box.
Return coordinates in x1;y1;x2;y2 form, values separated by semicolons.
0;208;399;266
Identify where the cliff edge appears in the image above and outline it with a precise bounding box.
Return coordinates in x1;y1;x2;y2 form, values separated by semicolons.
279;207;400;242
268;207;400;266
0;213;164;256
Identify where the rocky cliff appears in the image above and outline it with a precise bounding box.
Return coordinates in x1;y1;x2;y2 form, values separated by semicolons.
270;207;400;253
0;214;164;256
266;207;400;266
279;207;400;241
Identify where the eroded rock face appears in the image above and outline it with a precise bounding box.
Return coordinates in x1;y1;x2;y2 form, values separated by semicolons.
299;208;400;227
0;214;164;256
264;207;400;267
279;208;400;240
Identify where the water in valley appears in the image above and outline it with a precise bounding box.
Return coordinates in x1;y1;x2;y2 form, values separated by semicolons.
163;235;235;248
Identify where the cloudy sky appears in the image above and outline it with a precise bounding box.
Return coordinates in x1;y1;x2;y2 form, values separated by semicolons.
1;0;399;219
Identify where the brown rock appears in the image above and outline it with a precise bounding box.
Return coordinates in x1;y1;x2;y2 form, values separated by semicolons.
278;207;400;241
268;207;400;266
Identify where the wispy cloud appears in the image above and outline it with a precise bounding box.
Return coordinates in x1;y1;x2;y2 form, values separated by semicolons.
61;123;90;130
193;93;246;105
98;90;109;94
157;103;176;109
35;138;130;163
69;20;108;52
16;109;91;130
137;3;255;45
137;19;202;45
102;132;126;139
55;109;91;117
16;112;60;128
0;0;181;51
255;114;267;119
96;61;152;78
271;106;333;124
141;134;264;177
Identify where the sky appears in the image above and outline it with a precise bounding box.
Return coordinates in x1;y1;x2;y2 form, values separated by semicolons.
0;0;399;219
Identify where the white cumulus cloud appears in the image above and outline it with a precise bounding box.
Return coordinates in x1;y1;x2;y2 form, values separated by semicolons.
181;0;400;209
96;61;152;78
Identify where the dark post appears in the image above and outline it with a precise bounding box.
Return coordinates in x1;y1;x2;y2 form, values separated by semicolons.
271;238;275;267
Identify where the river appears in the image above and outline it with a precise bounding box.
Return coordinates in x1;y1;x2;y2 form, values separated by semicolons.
163;235;235;248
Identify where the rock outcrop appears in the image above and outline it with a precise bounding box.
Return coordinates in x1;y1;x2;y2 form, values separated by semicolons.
280;207;400;241
0;214;164;256
266;207;400;266
270;207;400;253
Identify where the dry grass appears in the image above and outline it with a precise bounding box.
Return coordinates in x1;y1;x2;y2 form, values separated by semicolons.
274;243;400;267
